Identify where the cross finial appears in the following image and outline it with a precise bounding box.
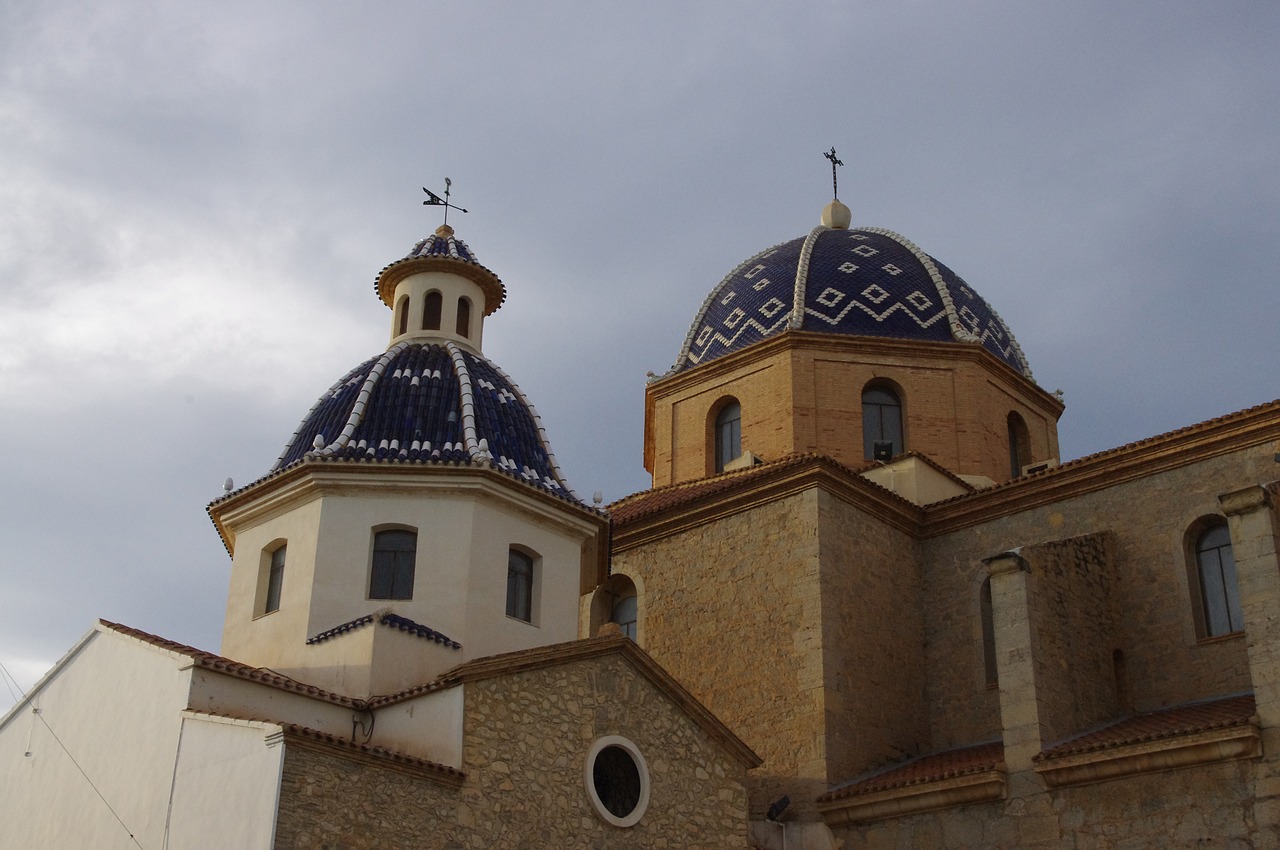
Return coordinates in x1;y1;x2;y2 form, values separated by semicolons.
422;178;469;227
823;147;844;199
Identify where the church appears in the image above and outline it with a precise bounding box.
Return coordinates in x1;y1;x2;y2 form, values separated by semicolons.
2;178;1279;849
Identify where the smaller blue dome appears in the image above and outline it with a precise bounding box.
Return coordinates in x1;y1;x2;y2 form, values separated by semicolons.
273;341;578;502
674;226;1032;378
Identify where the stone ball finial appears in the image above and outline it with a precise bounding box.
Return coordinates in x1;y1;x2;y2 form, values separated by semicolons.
821;199;851;229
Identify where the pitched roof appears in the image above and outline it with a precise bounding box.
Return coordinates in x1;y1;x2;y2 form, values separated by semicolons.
817;742;1004;802
1035;693;1257;760
368;634;762;769
99;620;360;708
306;610;461;649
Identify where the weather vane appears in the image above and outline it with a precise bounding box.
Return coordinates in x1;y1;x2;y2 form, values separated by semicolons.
823;147;844;199
422;178;468;227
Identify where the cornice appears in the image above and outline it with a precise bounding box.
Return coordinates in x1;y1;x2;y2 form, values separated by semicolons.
209;459;607;554
816;768;1006;826
645;330;1063;417
612;456;923;553
922;399;1280;536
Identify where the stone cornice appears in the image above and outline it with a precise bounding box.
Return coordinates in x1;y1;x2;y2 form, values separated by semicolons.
816;768;1006;826
611;456;924;553
1033;722;1261;788
921;399;1280;536
645;330;1063;417
209;460;607;555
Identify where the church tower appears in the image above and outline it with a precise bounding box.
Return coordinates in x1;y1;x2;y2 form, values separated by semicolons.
210;221;607;698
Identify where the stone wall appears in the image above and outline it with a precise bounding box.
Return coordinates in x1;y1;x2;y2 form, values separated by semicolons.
835;758;1273;849
611;490;830;813
921;446;1270;748
817;489;930;783
1023;533;1121;744
273;652;751;849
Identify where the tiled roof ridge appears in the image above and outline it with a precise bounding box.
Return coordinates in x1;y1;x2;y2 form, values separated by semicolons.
1034;692;1256;760
927;397;1280;510
305;610;461;649
186;709;465;784
818;740;1005;802
609;452;924;526
366;635;763;769
98;620;360;707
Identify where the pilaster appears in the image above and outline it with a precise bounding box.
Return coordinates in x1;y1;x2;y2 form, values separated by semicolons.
1220;485;1280;732
985;552;1044;774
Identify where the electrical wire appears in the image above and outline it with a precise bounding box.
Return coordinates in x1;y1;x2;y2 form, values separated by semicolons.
30;708;146;849
0;658;26;706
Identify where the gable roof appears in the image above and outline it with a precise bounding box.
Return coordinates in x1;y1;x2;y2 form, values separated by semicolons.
818;741;1004;802
368;634;762;769
1035;693;1257;760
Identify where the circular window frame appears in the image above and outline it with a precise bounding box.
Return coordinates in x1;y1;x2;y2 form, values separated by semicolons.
584;735;650;828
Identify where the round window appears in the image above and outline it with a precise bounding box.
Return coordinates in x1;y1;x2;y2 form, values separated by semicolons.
584;735;650;827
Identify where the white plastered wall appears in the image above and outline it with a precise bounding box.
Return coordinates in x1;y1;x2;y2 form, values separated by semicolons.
388;270;486;351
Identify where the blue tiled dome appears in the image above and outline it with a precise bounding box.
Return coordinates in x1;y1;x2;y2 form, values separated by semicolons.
673;226;1032;378
273;341;578;501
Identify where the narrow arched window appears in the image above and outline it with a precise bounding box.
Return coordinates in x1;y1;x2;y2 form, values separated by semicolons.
714;400;741;473
1008;412;1031;478
506;548;534;622
370;529;416;600
1196;524;1243;636
456;297;472;338
422;291;442;330
862;385;903;460
396;296;410;336
980;577;997;687
612;593;637;640
264;544;286;614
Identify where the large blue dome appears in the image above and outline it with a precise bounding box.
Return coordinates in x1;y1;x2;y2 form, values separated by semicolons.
273;340;578;502
673;226;1032;378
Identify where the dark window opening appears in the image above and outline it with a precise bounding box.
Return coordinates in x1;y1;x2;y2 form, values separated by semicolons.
862;386;903;459
456;297;471;338
506;549;533;622
1008;412;1031;478
396;297;409;336
423;291;442;330
370;529;416;600
1197;524;1243;636
714;401;741;473
265;545;285;614
593;745;642;819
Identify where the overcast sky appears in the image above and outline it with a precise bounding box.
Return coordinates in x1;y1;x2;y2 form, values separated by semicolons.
3;0;1278;712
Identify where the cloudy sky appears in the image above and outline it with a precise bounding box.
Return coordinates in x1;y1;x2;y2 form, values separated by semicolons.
2;0;1277;710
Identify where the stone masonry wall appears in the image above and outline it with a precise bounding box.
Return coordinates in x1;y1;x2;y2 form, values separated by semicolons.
273;652;750;849
611;490;829;815
817;489;930;784
921;445;1272;749
835;757;1271;849
1023;533;1120;744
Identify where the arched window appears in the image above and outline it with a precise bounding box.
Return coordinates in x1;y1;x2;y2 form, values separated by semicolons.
612;593;637;640
862;384;903;460
506;548;535;622
1008;412;1031;478
980;577;997;687
422;291;442;330
713;400;741;473
1195;523;1243;636
370;529;416;600
456;297;472;338
264;544;286;614
395;296;410;336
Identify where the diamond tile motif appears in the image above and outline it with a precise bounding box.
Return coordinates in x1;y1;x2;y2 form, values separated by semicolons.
760;298;786;318
721;292;736;305
853;245;878;257
906;291;933;311
724;308;746;329
744;264;766;279
752;278;771;291
883;263;902;276
838;262;859;274
817;287;846;308
862;284;891;305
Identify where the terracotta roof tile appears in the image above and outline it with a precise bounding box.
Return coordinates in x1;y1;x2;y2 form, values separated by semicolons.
99;620;360;707
280;722;466;784
1035;693;1256;760
818;742;1004;802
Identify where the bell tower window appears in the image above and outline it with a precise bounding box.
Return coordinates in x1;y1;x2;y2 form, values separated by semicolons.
456;297;472;338
423;291;442;330
713;400;741;473
370;529;417;600
395;296;410;336
862;384;903;460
